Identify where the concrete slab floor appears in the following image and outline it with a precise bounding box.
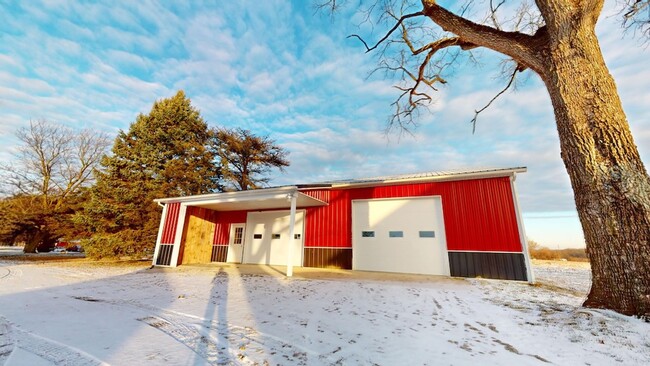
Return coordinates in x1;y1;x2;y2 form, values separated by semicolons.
155;262;466;285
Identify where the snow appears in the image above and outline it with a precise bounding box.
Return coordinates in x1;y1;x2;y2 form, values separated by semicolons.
0;254;648;365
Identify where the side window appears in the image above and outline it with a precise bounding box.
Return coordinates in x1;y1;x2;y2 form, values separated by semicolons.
233;227;244;244
361;231;375;238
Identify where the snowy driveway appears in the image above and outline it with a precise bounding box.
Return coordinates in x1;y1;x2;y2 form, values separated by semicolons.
0;260;648;365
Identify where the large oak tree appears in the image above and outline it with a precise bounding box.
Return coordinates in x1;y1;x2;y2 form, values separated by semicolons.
323;0;650;318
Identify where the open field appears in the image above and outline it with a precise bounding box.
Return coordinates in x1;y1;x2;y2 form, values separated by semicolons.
0;251;647;365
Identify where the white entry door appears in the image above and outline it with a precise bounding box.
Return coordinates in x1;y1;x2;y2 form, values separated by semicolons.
352;197;449;275
243;211;304;266
226;223;245;263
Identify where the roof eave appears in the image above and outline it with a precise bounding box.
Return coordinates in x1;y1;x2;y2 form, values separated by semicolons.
153;185;299;204
329;167;527;189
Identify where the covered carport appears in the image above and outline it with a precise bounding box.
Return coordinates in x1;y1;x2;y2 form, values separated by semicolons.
153;186;327;276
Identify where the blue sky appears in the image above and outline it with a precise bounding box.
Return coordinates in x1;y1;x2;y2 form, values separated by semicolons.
1;1;648;249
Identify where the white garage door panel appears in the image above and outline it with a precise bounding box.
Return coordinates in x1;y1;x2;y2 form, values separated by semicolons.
352;197;449;276
244;211;304;266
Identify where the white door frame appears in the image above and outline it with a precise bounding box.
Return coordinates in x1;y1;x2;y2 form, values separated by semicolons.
226;223;246;263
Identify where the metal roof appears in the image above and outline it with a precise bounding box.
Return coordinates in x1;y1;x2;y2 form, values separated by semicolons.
154;167;527;206
300;167;527;188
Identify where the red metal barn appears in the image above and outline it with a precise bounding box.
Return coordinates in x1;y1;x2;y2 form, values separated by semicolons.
153;167;533;281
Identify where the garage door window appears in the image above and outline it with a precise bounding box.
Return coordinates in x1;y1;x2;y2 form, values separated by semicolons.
419;231;435;238
389;231;404;238
361;231;375;238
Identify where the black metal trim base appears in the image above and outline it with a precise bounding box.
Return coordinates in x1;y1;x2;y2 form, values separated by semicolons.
448;252;527;281
156;244;174;266
211;245;228;262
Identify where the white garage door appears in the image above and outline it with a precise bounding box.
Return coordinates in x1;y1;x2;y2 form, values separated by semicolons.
352;197;449;275
243;210;304;266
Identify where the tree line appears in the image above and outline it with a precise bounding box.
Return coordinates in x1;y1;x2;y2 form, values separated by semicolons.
527;240;588;262
0;90;289;258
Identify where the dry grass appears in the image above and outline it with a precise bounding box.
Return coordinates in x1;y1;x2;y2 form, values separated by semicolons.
0;253;149;268
532;259;591;269
527;241;588;262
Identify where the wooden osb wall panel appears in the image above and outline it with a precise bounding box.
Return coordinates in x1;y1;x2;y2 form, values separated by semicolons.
303;248;352;269
180;207;218;265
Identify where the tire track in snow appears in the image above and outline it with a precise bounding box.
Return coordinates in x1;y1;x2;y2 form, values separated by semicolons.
70;295;324;365
0;267;10;280
136;309;327;365
0;264;21;281
0;317;14;365
0;318;108;366
12;328;109;366
138;316;233;365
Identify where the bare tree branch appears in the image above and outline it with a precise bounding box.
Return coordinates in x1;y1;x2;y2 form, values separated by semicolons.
348;11;424;52
470;64;522;133
340;1;547;134
314;0;339;14
421;0;547;73
622;0;650;37
489;0;506;30
0;120;110;209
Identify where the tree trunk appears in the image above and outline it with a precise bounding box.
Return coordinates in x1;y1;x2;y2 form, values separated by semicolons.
539;18;650;318
23;239;39;254
23;229;50;253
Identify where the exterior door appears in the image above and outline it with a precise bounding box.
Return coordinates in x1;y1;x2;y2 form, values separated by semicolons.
352;197;449;275
226;224;245;263
243;211;304;266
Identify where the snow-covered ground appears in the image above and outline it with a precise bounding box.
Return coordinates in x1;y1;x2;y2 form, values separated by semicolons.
0;252;648;365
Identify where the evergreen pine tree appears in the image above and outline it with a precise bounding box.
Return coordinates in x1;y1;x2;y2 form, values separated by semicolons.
78;91;220;258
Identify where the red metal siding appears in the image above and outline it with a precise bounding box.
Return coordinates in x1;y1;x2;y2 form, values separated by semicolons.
305;189;351;248
160;202;180;244
212;210;247;245
437;179;522;252
301;189;331;203
304;177;522;252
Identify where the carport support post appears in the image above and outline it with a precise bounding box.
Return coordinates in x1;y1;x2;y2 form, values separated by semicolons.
286;192;297;277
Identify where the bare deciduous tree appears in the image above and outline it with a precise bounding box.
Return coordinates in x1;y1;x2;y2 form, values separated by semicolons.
0;120;110;252
321;0;650;318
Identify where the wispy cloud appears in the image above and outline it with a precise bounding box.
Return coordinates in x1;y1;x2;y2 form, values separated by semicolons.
0;0;647;249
